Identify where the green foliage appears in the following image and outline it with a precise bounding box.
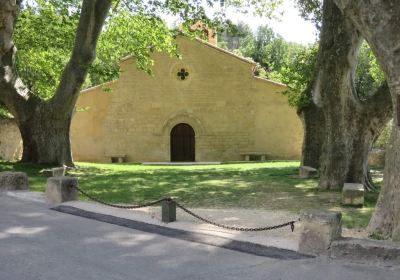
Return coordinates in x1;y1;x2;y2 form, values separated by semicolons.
221;0;284;18
90;12;179;85
355;42;385;101
239;25;287;72
219;23;304;79
218;21;318;109
13;1;181;99
14;1;79;100
218;22;253;50
278;44;318;109
0;103;12;118
374;120;392;149
294;0;322;28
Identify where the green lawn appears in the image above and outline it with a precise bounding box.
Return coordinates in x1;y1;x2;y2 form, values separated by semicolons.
0;160;380;228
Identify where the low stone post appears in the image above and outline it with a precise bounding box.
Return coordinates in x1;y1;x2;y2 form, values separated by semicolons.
0;171;29;191
299;166;318;178
52;166;67;177
162;198;176;223
342;183;364;206
299;210;342;255
41;166;67;177
46;177;78;205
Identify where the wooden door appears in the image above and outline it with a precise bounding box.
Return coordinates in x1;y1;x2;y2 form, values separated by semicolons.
170;123;195;162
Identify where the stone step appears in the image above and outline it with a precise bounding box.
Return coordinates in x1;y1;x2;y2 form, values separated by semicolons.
330;237;400;266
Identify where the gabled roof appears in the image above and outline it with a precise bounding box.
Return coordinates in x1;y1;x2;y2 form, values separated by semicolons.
95;36;285;91
193;38;257;65
252;76;286;87
120;36;256;66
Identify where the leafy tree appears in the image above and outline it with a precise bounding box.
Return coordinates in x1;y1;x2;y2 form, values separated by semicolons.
218;22;302;79
14;1;79;100
278;44;318;109
218;21;253;50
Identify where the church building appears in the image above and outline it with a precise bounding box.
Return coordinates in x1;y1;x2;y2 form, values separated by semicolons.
69;34;303;163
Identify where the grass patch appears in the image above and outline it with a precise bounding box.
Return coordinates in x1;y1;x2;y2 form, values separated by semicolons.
0;160;380;229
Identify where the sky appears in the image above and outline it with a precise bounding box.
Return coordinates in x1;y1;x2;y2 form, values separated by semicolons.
226;0;318;45
165;0;318;46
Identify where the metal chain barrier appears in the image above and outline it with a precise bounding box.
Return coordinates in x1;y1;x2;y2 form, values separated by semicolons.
73;185;166;209
175;201;296;232
72;185;297;232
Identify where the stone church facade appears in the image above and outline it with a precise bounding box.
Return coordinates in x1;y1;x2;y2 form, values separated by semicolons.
70;36;304;163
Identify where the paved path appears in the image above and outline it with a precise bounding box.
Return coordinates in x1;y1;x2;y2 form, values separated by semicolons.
0;195;399;280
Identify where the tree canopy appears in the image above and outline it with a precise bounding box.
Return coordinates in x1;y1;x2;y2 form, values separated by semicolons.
6;0;284;105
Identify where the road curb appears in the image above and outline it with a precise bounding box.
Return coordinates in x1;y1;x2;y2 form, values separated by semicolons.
52;205;313;261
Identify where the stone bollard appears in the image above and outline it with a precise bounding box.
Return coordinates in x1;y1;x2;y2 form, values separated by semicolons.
46;177;78;205
0;171;29;191
41;166;67;177
299;166;318;179
298;210;342;255
342;183;364;206
52;166;67;177
162;198;176;223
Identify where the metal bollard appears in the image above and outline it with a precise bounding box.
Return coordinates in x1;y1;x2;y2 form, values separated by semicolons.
162;198;176;223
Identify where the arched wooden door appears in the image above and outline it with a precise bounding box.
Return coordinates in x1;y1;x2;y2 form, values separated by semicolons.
170;123;195;162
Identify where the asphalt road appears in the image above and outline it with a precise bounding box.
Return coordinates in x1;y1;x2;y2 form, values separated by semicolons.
0;194;399;280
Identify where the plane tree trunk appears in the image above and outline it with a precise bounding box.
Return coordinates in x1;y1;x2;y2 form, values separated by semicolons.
332;0;400;240
346;83;392;186
312;0;392;190
17;103;74;165
299;100;325;170
314;0;362;190
0;0;112;166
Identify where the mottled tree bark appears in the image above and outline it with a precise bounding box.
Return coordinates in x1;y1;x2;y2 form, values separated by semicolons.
0;0;112;166
333;0;400;240
313;0;392;190
313;0;361;190
346;83;392;186
299;101;325;170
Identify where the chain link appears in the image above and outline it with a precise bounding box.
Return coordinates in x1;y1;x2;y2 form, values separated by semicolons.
175;201;296;232
72;185;297;232
73;185;166;209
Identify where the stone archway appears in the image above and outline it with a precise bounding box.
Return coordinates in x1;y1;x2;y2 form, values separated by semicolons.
170;123;195;162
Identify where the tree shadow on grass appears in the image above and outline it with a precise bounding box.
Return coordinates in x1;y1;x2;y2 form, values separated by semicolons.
0;160;381;228
67;164;324;211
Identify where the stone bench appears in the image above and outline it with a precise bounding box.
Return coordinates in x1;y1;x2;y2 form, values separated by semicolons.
107;155;127;163
0;171;29;191
299;166;318;178
240;152;268;161
342;183;364;206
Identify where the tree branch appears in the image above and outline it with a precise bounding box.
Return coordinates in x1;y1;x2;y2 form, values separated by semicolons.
50;0;112;114
0;0;29;116
359;82;392;134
